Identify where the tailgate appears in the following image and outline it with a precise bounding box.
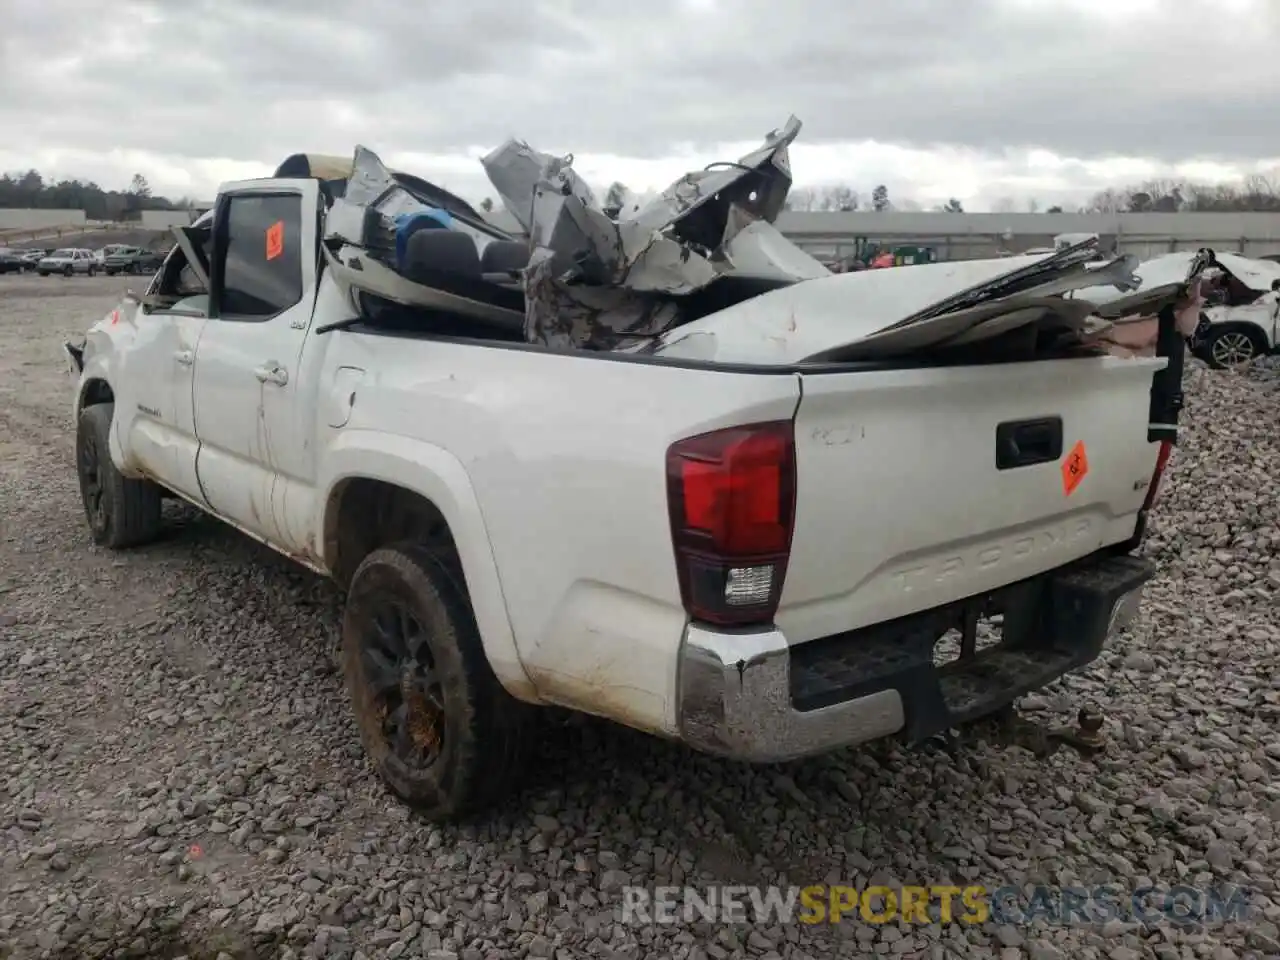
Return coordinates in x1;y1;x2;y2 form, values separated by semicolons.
776;355;1164;645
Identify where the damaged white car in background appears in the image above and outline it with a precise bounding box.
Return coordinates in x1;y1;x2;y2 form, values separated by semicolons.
1069;250;1280;369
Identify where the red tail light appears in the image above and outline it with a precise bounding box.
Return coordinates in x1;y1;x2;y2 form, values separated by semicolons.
666;421;796;626
1143;439;1174;511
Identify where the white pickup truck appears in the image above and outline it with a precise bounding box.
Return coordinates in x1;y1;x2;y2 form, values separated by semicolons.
64;169;1194;822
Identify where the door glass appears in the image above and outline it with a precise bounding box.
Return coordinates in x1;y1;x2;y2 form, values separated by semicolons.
216;194;304;320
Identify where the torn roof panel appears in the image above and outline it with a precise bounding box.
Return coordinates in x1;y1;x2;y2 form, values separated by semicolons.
1074;250;1280;305
646;242;1212;366
647;256;1070;364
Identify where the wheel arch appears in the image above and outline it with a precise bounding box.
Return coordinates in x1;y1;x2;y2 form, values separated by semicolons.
319;433;538;703
1203;319;1271;359
77;377;115;416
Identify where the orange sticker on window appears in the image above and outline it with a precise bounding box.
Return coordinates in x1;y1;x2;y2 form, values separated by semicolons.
265;220;284;261
1062;440;1089;496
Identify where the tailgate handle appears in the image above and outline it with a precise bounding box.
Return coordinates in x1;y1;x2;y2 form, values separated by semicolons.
996;417;1063;470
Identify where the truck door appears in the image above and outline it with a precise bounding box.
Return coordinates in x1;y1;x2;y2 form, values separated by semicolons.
112;233;211;501
191;178;321;551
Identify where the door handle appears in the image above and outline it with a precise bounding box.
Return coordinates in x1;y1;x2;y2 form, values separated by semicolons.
174;350;194;366
254;362;289;386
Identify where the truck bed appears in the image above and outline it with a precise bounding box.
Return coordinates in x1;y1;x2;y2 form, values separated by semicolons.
320;321;1165;738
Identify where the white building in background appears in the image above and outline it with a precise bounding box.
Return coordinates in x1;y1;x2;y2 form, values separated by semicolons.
0;208;87;231
139;209;198;229
480;209;1280;262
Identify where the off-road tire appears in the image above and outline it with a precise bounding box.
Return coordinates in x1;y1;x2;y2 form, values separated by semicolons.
75;403;164;548
340;542;532;821
1201;323;1267;370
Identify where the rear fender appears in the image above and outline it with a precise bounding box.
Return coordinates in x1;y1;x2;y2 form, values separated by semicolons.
319;431;538;703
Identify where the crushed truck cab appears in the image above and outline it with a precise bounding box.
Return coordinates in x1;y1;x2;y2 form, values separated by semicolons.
63;138;1207;822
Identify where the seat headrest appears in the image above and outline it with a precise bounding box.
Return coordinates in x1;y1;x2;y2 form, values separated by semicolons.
481;240;531;276
401;230;482;284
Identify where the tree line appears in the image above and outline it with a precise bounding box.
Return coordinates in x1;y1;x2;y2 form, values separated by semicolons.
15;165;1278;223
0;170;194;221
781;174;1280;215
1082;175;1280;214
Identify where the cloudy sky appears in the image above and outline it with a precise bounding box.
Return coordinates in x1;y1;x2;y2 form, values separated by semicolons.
2;0;1278;212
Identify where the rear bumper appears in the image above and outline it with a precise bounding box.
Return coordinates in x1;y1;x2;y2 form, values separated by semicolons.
676;551;1153;763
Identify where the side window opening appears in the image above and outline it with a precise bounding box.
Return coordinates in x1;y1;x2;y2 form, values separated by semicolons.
152;246;201;298
143;230;213;315
214;193;304;320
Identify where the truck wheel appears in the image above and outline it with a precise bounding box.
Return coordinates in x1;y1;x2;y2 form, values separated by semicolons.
341;543;531;821
1203;323;1266;369
75;403;164;548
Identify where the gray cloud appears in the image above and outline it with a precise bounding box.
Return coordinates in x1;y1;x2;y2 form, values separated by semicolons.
2;0;1278;194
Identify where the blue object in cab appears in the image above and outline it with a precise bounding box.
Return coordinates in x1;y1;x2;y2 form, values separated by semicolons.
394;208;453;271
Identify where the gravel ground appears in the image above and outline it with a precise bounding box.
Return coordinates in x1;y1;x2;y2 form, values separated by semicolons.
1;272;1279;960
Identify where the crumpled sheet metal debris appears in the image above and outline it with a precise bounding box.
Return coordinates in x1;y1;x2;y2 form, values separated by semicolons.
325;145;444;255
519;247;680;351
646;239;1215;366
1083;248;1213;358
602;182;642;219
480;139;600;237
811;241;1213;363
481;115;830;348
613;115;803;270
1078;250;1280;304
315;137;1212;362
1079;251;1279;356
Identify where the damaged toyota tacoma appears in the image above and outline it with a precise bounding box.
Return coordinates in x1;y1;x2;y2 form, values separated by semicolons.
63;118;1210;821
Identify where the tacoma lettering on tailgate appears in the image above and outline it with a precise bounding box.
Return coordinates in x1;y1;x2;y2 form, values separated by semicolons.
888;517;1095;593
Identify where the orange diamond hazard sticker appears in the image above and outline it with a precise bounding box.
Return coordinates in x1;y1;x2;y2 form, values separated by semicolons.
1062;440;1089;496
265;220;284;261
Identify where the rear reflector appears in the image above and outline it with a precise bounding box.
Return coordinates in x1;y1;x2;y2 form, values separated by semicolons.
1143;439;1174;511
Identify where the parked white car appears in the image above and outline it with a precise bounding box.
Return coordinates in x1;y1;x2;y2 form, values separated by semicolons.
38;248;98;277
62;155;1201;822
